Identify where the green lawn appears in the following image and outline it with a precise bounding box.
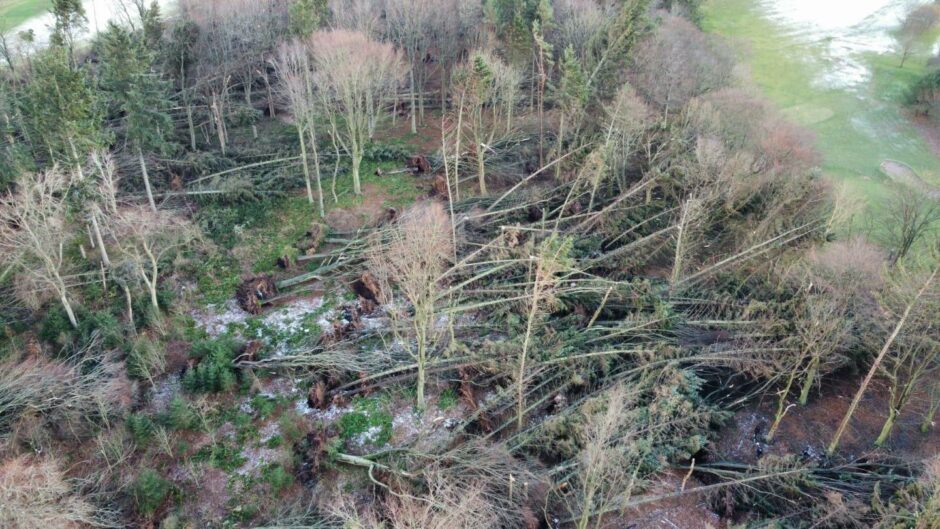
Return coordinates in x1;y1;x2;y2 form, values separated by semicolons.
703;0;940;208
0;0;50;32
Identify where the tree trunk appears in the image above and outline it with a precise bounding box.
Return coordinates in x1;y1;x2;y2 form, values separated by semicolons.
185;102;197;151
517;270;542;430
138;148;157;212
351;140;362;195
798;356;819;405
874;407;898;447
415;325;427;411
61;292;78;328
409;67;418;134
476;142;486;195
298;126;315;206
124;284;134;325
827;264;938;455
91;209;110;267
307;127;325;217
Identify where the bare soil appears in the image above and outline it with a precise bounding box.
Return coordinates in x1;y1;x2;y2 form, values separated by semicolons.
713;376;940;465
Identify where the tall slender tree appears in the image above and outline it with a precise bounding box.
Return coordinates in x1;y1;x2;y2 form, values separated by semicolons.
309;30;404;195
99;22;175;212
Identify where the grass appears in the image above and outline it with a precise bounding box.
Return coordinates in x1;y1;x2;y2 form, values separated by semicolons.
0;0;49;33
702;0;940;208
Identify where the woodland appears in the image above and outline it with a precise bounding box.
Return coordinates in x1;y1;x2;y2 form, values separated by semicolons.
0;0;938;528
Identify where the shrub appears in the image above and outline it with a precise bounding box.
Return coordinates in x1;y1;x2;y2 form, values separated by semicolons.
182;339;238;393
126;413;155;445
162;395;198;431
338;396;393;446
262;463;293;494
133;468;170;516
126;336;166;382
38;306;76;346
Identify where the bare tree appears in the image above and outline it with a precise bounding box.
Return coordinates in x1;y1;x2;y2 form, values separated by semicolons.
451;51;521;194
309;29;405;195
551;0;607;60
632;15;735;119
0;170;79;327
384;0;436;133
112;206;198;312
368;202;454;410
275;39;325;215
327;0;381;36
876;186;940;266
897;4;940;68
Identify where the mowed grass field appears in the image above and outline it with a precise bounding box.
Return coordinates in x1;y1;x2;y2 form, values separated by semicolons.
703;0;940;208
0;0;50;32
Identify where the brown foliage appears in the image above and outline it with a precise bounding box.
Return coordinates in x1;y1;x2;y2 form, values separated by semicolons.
632;15;735;116
0;455;109;528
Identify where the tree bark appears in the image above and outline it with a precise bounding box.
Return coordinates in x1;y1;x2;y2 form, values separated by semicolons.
91;208;110;267
307;127;325;217
298;126;315;206
138;148;157;212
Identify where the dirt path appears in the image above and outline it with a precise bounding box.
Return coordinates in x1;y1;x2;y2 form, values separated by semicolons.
881;160;940;199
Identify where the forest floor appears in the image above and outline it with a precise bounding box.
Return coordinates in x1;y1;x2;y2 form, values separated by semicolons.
703;0;940;209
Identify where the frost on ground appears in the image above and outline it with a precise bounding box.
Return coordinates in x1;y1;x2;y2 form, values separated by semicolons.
191;295;335;353
192;300;250;337
262;297;327;334
148;375;183;413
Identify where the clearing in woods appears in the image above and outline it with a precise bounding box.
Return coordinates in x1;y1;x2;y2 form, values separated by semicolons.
703;0;940;208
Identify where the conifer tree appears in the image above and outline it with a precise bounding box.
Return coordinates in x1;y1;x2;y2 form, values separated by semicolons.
99;22;174;212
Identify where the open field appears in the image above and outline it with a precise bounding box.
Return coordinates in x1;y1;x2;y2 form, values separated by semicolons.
703;0;940;206
0;0;49;32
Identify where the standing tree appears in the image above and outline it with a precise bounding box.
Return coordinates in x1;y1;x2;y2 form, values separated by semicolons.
451;52;521;194
275;40;325;215
384;0;446;133
309;29;405;196
289;0;327;37
113;206;198;312
516;234;571;429
632;15;734;119
897;3;940;68
50;0;87;67
99;22;175;212
876;186;940;266
0;170;79;328
367;202;454;411
18;48;106;170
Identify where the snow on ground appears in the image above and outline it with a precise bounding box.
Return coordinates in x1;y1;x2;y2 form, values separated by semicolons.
191;300;250;337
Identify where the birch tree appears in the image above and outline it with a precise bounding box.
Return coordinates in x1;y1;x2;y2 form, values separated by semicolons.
0;170;79;327
367;202;453;411
275;40;325;215
309;29;405;195
113;207;198;312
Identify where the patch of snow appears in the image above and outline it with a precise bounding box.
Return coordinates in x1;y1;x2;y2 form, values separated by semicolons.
237;446;281;476
262;297;326;334
192;300;250;337
148;375;182;413
354;425;384;447
259;422;281;444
